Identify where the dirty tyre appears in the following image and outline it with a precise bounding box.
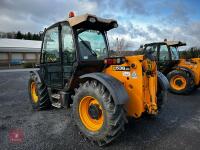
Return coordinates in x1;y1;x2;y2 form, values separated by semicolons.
72;80;127;146
193;84;200;90
157;81;167;113
167;70;194;95
28;73;51;110
157;71;168;113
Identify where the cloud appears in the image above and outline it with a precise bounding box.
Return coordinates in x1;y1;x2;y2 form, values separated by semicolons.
0;0;97;32
110;20;200;50
0;0;200;48
143;0;192;26
121;0;150;15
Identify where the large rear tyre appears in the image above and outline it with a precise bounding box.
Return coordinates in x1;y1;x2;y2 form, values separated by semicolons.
167;70;194;95
28;72;52;110
156;71;168;113
72;80;127;146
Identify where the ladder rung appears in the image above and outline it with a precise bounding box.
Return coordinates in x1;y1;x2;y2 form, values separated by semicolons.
51;94;60;100
52;102;61;108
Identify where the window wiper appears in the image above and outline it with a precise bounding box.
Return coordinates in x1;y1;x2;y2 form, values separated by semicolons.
78;37;97;56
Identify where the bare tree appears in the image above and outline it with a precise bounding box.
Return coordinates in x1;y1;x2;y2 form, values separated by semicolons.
114;38;131;51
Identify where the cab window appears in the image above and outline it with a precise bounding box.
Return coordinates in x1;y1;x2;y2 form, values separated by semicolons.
159;45;169;61
170;46;179;60
42;27;59;63
77;29;108;61
61;25;75;64
145;45;157;58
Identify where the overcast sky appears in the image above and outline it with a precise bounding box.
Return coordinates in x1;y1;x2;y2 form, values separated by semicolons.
0;0;200;49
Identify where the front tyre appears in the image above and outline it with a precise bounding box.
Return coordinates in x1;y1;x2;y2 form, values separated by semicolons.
157;71;168;112
167;70;194;94
28;72;51;110
72;80;127;146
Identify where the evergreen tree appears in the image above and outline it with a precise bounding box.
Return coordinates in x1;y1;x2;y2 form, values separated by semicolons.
32;34;37;40
16;31;23;39
0;31;41;41
27;32;32;40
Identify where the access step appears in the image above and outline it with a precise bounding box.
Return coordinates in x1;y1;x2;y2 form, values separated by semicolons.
51;102;61;108
51;94;60;100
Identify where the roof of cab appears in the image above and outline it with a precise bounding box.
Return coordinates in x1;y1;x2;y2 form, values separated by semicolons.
164;41;186;46
46;13;118;31
68;13;117;27
144;40;186;47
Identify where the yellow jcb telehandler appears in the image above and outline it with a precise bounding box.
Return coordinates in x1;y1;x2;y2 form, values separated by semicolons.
28;13;168;146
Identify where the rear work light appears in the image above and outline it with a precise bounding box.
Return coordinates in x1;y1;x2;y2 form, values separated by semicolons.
88;17;96;23
104;57;126;65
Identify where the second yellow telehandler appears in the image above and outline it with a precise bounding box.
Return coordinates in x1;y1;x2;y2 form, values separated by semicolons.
143;40;200;94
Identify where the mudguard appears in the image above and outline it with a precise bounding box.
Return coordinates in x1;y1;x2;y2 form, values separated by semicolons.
80;73;129;105
30;70;42;83
173;66;195;80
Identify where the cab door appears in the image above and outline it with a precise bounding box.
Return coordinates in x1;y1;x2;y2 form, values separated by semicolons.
60;23;76;89
40;25;63;89
158;44;171;73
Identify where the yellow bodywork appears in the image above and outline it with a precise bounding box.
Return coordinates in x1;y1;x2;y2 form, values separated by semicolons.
104;55;158;118
191;58;200;85
178;59;200;86
31;82;39;103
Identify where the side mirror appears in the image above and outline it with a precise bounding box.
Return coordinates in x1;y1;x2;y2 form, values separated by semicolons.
140;45;143;49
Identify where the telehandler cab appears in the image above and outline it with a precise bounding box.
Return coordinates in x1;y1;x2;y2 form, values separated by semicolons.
143;40;200;94
28;13;168;146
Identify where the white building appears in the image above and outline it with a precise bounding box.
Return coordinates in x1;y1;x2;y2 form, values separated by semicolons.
0;39;41;67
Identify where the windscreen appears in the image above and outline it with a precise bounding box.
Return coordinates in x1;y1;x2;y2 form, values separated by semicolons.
77;29;108;61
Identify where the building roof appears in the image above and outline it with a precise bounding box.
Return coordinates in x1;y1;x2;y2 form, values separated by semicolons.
0;38;41;53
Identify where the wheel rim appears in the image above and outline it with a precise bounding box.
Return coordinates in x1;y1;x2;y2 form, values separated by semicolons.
79;96;104;132
31;82;38;103
170;75;187;91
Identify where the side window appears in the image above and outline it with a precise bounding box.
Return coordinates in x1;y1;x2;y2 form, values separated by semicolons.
145;45;157;58
170;46;179;60
42;27;59;63
61;25;75;64
159;45;169;61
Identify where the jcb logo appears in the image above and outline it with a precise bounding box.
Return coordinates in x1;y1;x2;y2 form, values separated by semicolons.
112;66;130;71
